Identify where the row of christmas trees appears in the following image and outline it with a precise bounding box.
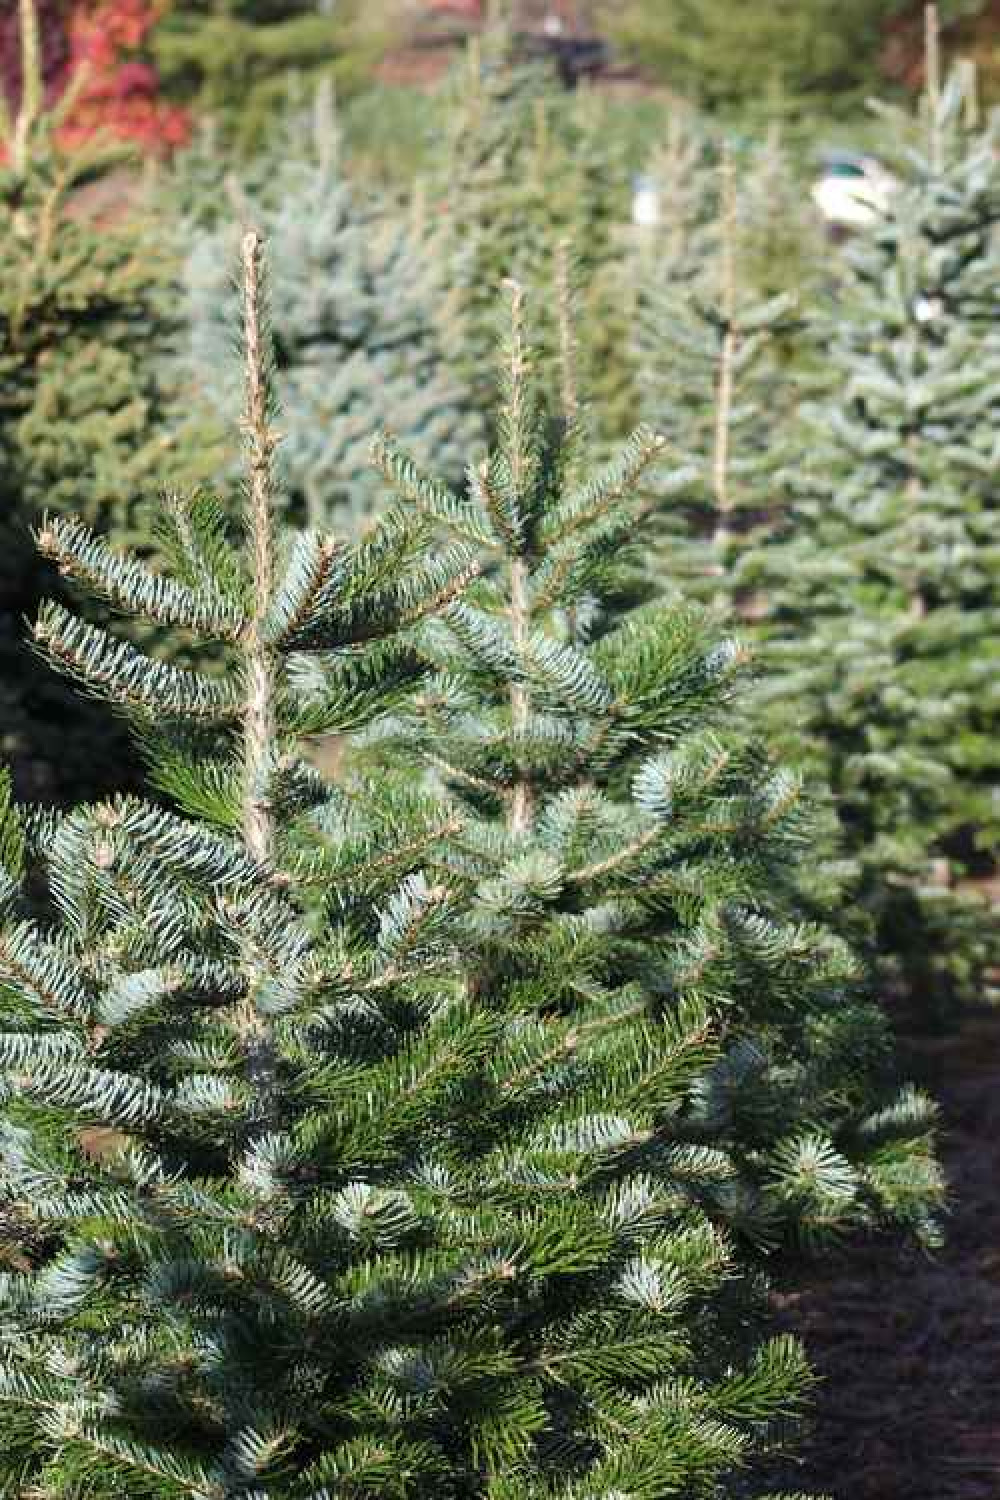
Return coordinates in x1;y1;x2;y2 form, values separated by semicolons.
0;213;944;1500
0;5;995;1489
179;12;1000;1021
4;4;996;1017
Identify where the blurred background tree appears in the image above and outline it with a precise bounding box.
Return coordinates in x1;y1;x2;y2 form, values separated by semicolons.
151;0;400;150
0;0;192;803
179;85;482;532
599;0;994;116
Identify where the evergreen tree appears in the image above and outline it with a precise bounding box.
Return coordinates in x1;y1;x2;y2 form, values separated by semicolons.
152;0;387;152
431;30;629;432
729;124;826;306
0;240;939;1498
629;102;716;284
602;0;984;117
0;228;475;1497
371;280;941;1256
181;87;481;534
0;0;185;802
754;33;1000;1014
634;153;803;616
629;105;823;304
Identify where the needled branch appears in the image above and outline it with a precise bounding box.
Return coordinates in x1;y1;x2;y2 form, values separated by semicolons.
240;229;279;865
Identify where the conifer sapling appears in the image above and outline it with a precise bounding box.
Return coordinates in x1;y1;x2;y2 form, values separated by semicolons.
754;10;1000;1013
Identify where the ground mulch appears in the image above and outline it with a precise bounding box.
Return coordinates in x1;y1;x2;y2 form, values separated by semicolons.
768;1009;1000;1500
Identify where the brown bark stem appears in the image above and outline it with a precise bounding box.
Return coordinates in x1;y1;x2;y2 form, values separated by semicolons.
236;230;284;1148
240;229;278;866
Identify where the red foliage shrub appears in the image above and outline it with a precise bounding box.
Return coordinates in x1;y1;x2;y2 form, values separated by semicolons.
61;1;189;153
1;0;189;156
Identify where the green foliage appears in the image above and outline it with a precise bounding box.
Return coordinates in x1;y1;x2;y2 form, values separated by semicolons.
603;0;988;118
153;0;387;153
0;242;940;1497
180;87;481;533
752;61;1000;1015
0;233;479;1496
632;147;808;614
0;8;189;803
628;103;824;298
371;283;943;1255
429;32;632;436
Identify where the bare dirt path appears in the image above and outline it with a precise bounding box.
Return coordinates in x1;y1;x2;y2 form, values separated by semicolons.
769;1010;1000;1499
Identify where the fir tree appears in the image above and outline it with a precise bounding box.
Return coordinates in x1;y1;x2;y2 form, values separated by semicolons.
0;238;939;1499
0;0;184;802
629;106;823;305
755;22;1000;1013
629;102;716;285
431;30;629;432
728;125;826;307
604;0;917;117
181;86;481;534
372;280;942;1257
152;0;387;153
634;153;802;616
0;228;476;1497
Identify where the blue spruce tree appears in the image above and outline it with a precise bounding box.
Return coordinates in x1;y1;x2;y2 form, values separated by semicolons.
182;87;480;534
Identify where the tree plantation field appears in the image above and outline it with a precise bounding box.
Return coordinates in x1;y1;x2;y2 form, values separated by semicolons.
0;3;997;1498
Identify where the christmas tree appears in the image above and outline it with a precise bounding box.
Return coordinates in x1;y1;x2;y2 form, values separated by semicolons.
0;0;185;802
755;19;1000;1014
372;276;941;1264
0;229;478;1497
633;151;803;616
0;229;779;1500
181;86;481;534
0;239;940;1497
431;29;629;432
728;123;826;307
629;102;715;283
152;0;387;152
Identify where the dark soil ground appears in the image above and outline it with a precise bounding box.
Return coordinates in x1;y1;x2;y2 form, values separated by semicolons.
768;1008;1000;1500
